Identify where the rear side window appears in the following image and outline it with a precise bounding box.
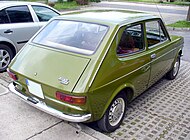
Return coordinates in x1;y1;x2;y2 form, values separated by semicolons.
117;24;144;55
32;5;59;22
5;6;33;23
0;10;9;24
146;20;167;47
33;20;108;55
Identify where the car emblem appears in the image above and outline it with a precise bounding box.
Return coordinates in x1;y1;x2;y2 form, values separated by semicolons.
58;77;69;85
34;72;37;76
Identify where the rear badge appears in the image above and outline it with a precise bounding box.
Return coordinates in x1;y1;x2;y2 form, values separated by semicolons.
58;77;69;85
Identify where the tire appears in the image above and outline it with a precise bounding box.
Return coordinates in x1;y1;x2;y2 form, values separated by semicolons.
0;44;13;72
166;56;180;80
97;93;127;132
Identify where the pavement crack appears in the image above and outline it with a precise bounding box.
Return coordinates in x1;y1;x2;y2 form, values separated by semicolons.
26;120;64;140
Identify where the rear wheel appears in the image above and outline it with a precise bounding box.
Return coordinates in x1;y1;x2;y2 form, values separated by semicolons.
97;93;127;132
0;44;13;72
166;56;180;80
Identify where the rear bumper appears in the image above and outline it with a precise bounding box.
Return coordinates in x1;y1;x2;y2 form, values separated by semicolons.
8;83;91;122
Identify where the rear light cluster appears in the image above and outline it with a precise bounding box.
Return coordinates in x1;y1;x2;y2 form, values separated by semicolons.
7;69;18;81
56;91;86;105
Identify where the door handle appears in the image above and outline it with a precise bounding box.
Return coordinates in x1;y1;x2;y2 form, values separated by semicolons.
151;53;156;59
4;29;13;34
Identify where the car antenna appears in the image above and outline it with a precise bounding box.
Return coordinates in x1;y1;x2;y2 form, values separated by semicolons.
154;1;164;23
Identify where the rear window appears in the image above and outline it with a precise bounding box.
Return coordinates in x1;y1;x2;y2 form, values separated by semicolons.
32;20;108;55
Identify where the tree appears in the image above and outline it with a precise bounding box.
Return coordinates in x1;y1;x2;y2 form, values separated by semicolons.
187;5;190;21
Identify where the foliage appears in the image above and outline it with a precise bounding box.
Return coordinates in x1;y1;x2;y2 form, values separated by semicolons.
167;20;190;28
54;1;79;10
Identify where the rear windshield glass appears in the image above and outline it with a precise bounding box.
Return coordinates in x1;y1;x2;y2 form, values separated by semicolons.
32;20;108;55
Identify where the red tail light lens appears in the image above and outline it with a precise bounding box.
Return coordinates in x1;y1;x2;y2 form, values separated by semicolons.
56;92;86;105
7;69;18;81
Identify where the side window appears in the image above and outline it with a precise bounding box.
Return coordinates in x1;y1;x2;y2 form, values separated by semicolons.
32;6;59;22
146;20;167;47
5;6;33;23
0;10;9;24
117;24;144;55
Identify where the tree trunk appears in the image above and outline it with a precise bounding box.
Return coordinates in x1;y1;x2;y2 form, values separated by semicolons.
187;6;190;21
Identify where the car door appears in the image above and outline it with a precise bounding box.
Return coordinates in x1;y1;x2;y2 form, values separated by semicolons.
115;23;151;95
0;5;40;51
145;19;173;87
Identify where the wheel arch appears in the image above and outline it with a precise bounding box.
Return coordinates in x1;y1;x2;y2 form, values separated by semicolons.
170;48;182;70
0;41;17;57
111;83;134;102
173;48;182;66
100;83;135;118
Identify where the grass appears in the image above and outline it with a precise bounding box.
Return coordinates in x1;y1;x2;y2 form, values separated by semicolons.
22;0;79;10
167;20;190;28
54;1;79;10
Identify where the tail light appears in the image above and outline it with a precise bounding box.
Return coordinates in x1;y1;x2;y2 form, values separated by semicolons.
7;68;18;81
56;91;86;105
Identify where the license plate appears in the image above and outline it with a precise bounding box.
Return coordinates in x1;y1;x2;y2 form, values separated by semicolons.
25;79;44;99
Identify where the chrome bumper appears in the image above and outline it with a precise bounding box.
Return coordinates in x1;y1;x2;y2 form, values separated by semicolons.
8;83;91;122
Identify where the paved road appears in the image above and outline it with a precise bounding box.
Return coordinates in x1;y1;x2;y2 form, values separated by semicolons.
92;1;188;15
90;1;188;24
169;30;190;62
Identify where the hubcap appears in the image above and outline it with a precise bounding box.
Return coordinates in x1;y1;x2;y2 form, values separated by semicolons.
0;49;10;70
173;59;180;77
108;97;125;126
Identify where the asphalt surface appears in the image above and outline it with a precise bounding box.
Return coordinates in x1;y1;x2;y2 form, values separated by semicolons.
91;1;188;15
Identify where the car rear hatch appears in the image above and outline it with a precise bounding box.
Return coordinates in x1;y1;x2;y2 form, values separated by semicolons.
10;44;90;93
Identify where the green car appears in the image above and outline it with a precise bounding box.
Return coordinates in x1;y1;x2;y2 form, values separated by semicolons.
8;10;183;132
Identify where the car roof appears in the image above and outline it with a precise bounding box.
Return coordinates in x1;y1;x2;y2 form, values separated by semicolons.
0;1;49;9
57;9;159;26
